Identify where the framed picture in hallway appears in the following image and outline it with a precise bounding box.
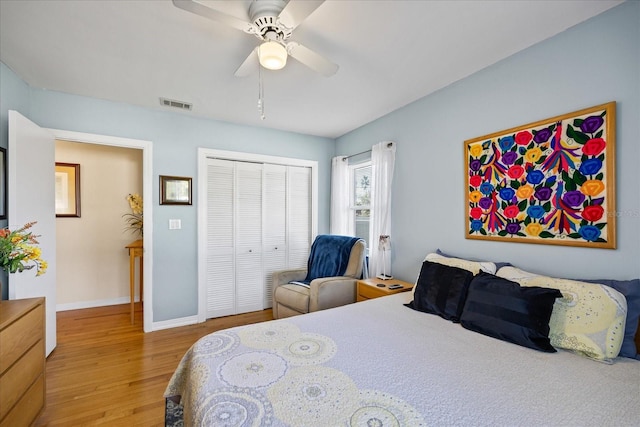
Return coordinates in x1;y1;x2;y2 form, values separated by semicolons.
160;175;192;205
55;162;81;217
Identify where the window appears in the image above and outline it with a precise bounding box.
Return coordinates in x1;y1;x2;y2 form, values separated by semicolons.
349;162;371;248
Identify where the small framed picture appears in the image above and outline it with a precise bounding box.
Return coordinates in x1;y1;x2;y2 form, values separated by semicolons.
55;162;81;217
160;175;192;205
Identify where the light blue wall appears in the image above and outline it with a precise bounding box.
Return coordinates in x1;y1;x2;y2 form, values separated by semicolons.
0;63;334;318
2;1;638;313
337;1;640;282
0;62;31;299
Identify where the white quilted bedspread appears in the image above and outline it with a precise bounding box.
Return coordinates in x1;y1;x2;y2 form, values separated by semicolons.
165;293;640;426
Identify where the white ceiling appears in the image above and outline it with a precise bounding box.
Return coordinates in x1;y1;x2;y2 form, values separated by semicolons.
0;0;623;138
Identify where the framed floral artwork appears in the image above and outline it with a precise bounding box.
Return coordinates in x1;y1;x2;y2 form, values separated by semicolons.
464;102;616;248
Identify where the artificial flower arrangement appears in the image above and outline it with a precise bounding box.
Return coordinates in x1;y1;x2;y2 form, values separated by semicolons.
124;193;143;236
0;221;47;276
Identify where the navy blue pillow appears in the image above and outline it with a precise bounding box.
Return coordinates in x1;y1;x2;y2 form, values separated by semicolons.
460;272;562;352
405;261;474;322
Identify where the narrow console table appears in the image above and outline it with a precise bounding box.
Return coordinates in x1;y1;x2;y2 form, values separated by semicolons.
125;239;143;324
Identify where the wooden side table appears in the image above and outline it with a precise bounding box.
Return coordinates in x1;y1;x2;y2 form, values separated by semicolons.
125;239;143;324
356;278;414;302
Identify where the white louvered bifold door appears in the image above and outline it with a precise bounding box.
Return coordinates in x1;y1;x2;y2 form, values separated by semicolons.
204;158;313;319
288;166;312;269
235;162;264;314
262;164;287;308
206;159;236;318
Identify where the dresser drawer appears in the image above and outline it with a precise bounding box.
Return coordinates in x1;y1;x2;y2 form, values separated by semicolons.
0;339;44;420
0;303;43;374
0;374;45;427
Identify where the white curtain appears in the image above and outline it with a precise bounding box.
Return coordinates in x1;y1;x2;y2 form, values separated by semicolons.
368;141;396;279
330;156;351;235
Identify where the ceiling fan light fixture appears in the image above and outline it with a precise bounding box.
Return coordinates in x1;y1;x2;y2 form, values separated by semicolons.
258;41;287;70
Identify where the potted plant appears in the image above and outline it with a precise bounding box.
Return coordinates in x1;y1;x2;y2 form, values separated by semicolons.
0;221;47;297
123;194;143;237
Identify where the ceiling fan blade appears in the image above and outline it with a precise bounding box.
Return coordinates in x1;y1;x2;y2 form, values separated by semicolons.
287;42;338;77
234;47;259;77
172;0;256;33
278;0;324;30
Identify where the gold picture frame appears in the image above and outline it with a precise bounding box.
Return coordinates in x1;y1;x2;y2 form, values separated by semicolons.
464;102;616;248
55;162;81;217
160;175;192;205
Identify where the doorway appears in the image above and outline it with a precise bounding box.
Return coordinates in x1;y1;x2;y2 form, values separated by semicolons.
49;128;153;331
55;140;143;317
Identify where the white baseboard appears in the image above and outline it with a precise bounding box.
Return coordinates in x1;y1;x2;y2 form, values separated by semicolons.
56;296;141;312
150;315;199;331
57;298;200;333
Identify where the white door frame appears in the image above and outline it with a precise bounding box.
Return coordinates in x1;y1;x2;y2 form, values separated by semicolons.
197;148;318;323
49;128;154;332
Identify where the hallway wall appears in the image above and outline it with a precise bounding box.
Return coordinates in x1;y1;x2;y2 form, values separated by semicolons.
55;140;142;310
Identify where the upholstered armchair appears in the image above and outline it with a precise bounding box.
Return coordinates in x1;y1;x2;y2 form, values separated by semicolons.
272;235;366;319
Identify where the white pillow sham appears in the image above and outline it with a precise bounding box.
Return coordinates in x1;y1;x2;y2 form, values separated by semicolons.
424;253;497;275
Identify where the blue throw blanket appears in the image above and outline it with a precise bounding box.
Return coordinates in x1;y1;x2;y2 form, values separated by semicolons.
291;235;360;287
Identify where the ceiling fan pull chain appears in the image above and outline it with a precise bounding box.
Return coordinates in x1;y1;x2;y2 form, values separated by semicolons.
258;63;266;120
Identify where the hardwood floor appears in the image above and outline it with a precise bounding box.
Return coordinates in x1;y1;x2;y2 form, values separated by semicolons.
35;303;273;426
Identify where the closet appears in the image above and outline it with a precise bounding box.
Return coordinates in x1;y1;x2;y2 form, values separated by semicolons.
204;157;313;319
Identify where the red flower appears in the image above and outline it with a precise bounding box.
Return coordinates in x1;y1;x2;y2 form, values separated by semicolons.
515;131;533;146
582;205;604;222
469;175;482;187
503;205;520;219
470;207;483;219
507;165;525;180
582;138;606;156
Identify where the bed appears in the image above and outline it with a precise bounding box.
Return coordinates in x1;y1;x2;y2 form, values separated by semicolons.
165;258;640;426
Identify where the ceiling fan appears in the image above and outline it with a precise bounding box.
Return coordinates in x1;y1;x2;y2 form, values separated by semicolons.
172;0;339;77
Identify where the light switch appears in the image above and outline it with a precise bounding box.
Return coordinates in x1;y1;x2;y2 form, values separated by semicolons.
169;219;181;230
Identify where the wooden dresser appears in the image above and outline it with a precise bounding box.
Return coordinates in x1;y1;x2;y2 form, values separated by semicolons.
0;298;46;427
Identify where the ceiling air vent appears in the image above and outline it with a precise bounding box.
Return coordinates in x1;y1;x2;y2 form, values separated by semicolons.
159;97;192;111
